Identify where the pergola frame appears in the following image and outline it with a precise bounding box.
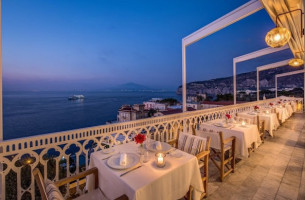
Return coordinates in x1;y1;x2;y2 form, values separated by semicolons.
233;46;289;104
256;59;290;100
182;0;264;112
275;70;305;98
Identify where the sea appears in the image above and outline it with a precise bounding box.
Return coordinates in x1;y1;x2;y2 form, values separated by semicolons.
3;91;181;140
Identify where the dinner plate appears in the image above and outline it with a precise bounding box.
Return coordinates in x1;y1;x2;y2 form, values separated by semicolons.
101;148;115;154
146;142;171;153
170;152;183;158
248;112;257;115
107;153;140;170
213;123;231;128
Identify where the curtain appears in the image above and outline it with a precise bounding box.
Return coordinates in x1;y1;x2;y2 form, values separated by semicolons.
260;0;304;59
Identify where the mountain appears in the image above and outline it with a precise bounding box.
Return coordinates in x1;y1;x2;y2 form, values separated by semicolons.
177;66;304;96
111;82;152;91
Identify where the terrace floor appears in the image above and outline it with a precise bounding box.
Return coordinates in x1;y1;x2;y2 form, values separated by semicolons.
206;112;305;200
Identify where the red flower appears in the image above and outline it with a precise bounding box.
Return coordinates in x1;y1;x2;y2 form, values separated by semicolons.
269;103;273;106
278;101;281;104
134;134;146;144
254;105;259;110
225;114;231;119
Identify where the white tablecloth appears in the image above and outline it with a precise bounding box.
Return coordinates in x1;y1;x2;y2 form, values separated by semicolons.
199;120;261;158
276;106;289;123
87;142;204;200
285;104;293;117
291;101;297;112
238;112;279;137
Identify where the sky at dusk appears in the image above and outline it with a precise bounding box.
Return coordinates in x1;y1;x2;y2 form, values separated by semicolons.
2;0;294;91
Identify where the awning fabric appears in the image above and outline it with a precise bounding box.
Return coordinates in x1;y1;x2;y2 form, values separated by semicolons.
260;0;304;59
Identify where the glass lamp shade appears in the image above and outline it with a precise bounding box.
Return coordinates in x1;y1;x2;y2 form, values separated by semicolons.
265;27;291;48
288;58;304;67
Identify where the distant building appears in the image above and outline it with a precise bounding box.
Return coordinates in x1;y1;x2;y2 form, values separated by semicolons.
143;98;168;111
186;102;202;110
117;104;148;122
187;94;206;103
187;95;198;102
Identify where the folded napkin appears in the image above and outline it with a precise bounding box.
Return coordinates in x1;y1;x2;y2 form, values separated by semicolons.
155;141;162;150
119;153;127;166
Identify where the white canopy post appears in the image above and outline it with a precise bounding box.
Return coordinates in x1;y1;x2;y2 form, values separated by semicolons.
233;45;289;104
275;69;305;98
256;59;290;99
182;0;263;111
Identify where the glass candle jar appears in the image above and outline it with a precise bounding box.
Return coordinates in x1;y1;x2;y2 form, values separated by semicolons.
241;120;246;126
155;153;166;168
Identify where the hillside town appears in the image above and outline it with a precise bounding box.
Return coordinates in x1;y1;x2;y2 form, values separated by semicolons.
115;96;230;123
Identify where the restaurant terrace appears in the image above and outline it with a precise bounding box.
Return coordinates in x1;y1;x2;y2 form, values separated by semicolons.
0;0;304;200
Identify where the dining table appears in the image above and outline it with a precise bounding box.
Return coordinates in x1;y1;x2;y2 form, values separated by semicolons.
237;110;279;137
87;141;204;200
275;105;289;123
199;119;261;158
290;101;297;112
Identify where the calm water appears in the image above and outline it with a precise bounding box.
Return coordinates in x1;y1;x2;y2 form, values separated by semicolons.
3;91;180;140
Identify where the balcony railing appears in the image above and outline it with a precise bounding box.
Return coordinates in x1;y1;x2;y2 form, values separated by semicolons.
0;97;303;200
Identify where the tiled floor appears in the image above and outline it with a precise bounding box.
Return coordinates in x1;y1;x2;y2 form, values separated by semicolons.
206;112;305;200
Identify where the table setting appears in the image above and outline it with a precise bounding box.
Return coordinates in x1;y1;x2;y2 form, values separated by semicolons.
237;105;279;137
87;133;204;200
199;114;261;158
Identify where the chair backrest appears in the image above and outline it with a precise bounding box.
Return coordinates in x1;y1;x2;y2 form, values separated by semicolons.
178;132;209;155
33;168;48;200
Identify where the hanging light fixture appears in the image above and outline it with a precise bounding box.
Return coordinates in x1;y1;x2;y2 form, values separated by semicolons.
288;58;304;67
265;27;291;48
265;9;304;48
289;51;304;67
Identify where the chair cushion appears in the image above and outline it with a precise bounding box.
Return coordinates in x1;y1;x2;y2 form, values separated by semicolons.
75;188;109;200
178;132;207;155
45;180;65;200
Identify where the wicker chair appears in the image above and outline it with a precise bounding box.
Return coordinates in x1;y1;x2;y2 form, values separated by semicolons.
33;168;128;200
197;129;236;182
168;132;211;199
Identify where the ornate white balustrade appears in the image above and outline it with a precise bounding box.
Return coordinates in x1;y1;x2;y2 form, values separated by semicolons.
0;97;303;200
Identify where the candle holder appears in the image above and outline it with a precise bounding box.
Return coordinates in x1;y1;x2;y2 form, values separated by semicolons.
241;120;246;127
155;153;166;168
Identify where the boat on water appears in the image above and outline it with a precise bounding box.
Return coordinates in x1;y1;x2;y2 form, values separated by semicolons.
68;95;85;100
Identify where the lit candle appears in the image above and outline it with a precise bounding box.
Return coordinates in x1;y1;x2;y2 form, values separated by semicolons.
157;154;163;164
156;153;166;168
241;121;246;126
266;110;269;114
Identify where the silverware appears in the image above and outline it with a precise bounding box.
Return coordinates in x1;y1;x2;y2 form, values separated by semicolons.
102;155;113;160
167;148;176;154
120;165;142;177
